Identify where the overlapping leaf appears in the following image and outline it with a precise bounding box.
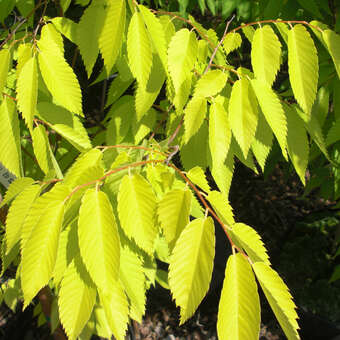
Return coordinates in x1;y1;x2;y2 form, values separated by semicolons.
194;70;228;97
251;79;287;159
38;24;82;116
169;217;215;324
58;255;97;340
77;1;105;77
0;177;34;208
186;166;210;193
16;56;38;131
51;17;78;44
0;49;11;95
21;184;70;307
78;189;120;294
127;11;152;87
117;174;157;254
5;184;41;255
0;98;22;177
16;43;32;78
168;28;197;92
209;100;231;166
158;188;191;246
228;78;258;158
37;102;91;152
253;262;300;340
288;24;318;114
99;0;125;74
251;25;282;86
223;32;242;55
184;96;207;143
217;253;260;340
322;29;340;79
206;190;234;226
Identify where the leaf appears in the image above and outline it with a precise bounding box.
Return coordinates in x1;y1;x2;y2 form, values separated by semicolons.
230;223;270;264
78;189;120;294
0;49;10;95
0;98;22;177
288;24;318;114
37;102;91;152
119;245;146;322
284;103;309;185
251;79;287;159
158;188;191;246
139;4;167;71
99;0;126;74
51;17;78;44
117;174;157;254
217;253;260;340
251;25;282;86
16;43;32;78
16;56;38;131
39;23;64;53
100;280;129;340
21;184;70;307
63;148;103;188
38;25;83;115
223;32;242;55
327;119;340;146
206;190;234;226
0;177;34;208
168;28;198;92
253;262;300;340
184;96;207;143
186;166;210;193
228;78;258;158
169;217;215;324
58;255;97;340
251;111;273;172
194;70;228;97
127;11;152;87
242;25;255;42
133;107;157;144
5;184;41;255
77;1;105;77
106;75;134;108
31;125;57;175
322;29;340;79
209;100;231;166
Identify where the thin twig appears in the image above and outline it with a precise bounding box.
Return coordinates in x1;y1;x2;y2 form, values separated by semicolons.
203;15;235;75
167;116;183;146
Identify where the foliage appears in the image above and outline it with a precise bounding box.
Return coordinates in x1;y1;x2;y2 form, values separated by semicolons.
0;0;340;339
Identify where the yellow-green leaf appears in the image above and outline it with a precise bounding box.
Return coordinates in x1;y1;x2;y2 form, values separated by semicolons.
251;79;287;159
0;98;22;177
322;29;340;79
230;223;270;264
186;166;210;193
38;27;82;116
206;190;234;226
16;43;32;78
184;96;207;143
119;245;146;322
117;174;157;254
99;0;125;74
217;253;260;340
21;184;70;307
251;25;282;86
158;188;191;247
51;17;78;44
223;32;242;55
58;255;97;340
0;177;34;208
168;28;197;92
5;184;41;255
127;11;152;87
228;78;258;158
0;49;11;95
77;1;105;77
288;24;318;114
100;280;129;340
194;70;228;97
253;262;300;340
16;56;38;131
209;100;231;166
37;102;91;152
78;189;120;294
284;103;309;185
39;23;64;53
169;217;215;324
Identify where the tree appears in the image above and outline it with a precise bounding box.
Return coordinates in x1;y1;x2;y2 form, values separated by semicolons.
0;0;339;339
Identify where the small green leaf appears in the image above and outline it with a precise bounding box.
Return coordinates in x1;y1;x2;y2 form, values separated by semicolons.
186;166;210;193
322;29;340;79
206;190;234;226
194;70;228;97
223;32;242;55
0;49;11;95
